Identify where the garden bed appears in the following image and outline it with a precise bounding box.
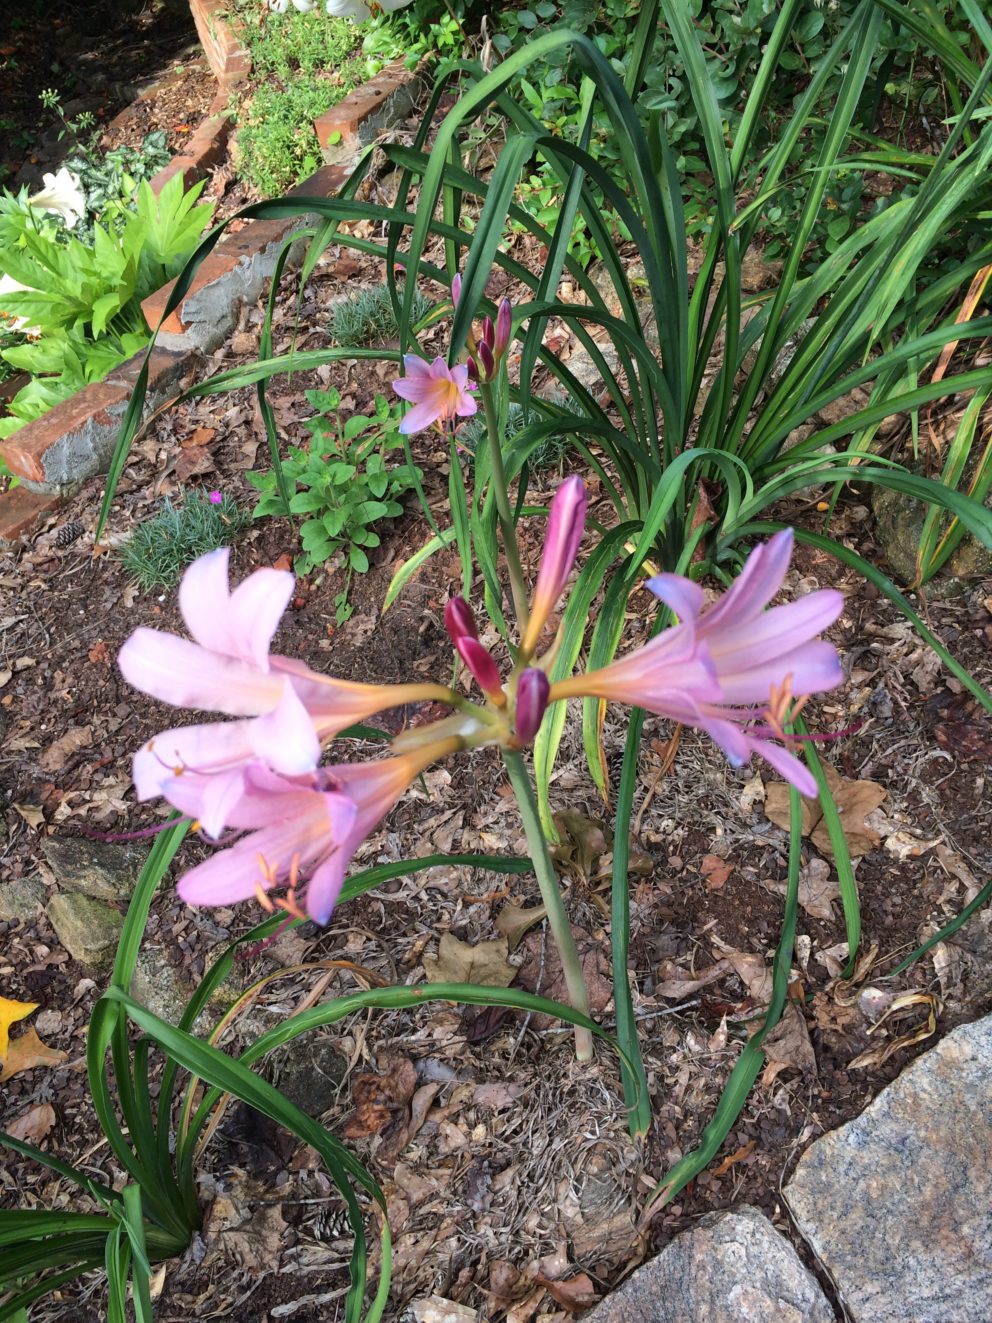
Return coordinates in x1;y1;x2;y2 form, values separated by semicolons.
3;5;992;1320
2;219;991;1318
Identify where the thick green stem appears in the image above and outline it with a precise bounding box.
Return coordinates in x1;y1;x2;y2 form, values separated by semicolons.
503;749;593;1062
479;380;530;632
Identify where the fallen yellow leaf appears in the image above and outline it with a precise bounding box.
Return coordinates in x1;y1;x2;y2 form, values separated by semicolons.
0;996;38;1061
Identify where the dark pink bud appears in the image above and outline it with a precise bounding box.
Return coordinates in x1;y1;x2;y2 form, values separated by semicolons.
514;668;550;743
466;354;480;382
444;596;478;644
452;273;462;306
454;635;503;699
477;340;495;381
495;298;512;358
481;315;495;350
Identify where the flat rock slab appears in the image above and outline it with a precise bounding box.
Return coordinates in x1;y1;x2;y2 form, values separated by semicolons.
583;1206;832;1322
46;892;123;968
41;836;146;902
786;1013;992;1322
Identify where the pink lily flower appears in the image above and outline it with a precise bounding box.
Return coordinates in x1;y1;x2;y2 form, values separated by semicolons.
551;530;844;794
521;475;587;657
167;735;463;925
119;548;455;802
393;355;477;434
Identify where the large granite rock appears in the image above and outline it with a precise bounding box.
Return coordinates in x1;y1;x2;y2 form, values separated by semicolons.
786;1014;992;1322
583;1205;833;1322
42;836;146;902
46;892;123;967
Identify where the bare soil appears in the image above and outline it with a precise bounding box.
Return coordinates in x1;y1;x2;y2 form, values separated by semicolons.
1;234;991;1321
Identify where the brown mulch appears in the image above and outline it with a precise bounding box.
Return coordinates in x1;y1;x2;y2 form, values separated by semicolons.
1;236;992;1322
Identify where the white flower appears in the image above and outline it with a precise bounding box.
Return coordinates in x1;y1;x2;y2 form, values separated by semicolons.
268;0;291;12
0;273;40;336
27;168;86;229
326;0;412;18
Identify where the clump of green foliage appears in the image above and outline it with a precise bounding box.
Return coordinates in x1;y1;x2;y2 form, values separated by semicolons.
329;282;435;347
247;386;422;620
460;398;574;474
119;491;251;591
0;173;214;438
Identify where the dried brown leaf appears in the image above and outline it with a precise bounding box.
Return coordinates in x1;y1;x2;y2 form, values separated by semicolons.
495;900;547;952
5;1102;56;1143
39;725;92;772
765;760;887;857
654;959;729;999
537;1272;598;1312
699;853;732;891
765;857;840;921
760;1002;817;1085
423;933;515;987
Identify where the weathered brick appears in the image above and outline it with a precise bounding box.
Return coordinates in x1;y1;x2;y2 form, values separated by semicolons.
0;486;62;543
0;381;132;489
189;0;251;85
314;62;425;158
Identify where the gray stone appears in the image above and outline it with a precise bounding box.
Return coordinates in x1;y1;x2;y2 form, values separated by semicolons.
0;875;47;922
128;947;242;1033
46;892;123;967
583;1206;833;1323
130;949;195;1027
872;483;992;589
785;1014;992;1323
41;836;146;902
269;1035;347;1117
155;224;316;356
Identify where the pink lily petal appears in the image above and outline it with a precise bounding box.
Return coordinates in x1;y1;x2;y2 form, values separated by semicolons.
646;574;705;624
551;530;844;797
119;630;284;715
248;681;321;774
179;547;294;671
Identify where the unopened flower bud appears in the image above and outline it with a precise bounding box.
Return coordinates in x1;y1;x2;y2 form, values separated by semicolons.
477;340;495;381
514;668;550;743
466;354;480;382
452;273;462;306
495;298;511;358
454;636;504;701
481;315;495;350
444;596;478;644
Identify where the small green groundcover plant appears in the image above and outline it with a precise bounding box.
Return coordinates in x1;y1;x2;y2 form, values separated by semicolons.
119;490;251;591
247;386;422;618
329;281;435;348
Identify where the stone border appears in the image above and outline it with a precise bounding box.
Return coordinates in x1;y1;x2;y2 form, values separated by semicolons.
0;41;421;540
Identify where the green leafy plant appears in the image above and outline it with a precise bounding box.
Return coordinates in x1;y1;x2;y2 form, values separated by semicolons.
0;173;213;437
64;132;173;236
119;491;252;591
247;386;422;617
330;281;435;348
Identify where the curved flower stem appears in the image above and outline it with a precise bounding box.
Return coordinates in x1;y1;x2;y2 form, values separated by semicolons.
478;380;530;634
502;749;593;1062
